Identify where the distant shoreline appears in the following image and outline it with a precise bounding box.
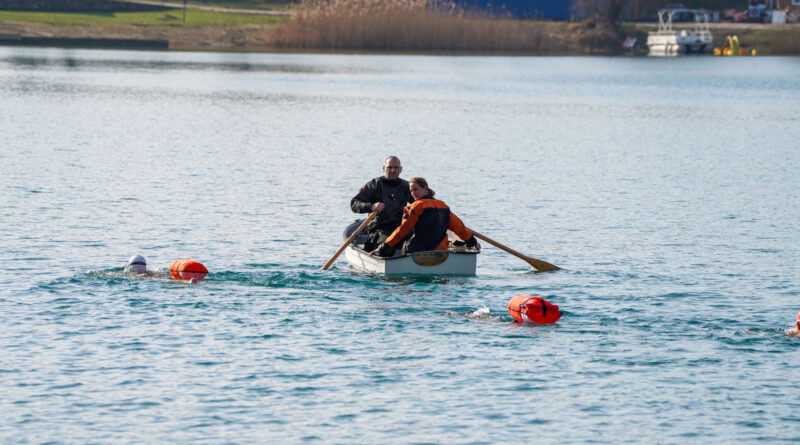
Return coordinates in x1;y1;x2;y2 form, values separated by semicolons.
2;0;800;54
2;20;799;55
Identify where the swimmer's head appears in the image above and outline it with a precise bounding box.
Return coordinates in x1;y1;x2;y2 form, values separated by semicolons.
796;311;800;330
126;254;147;274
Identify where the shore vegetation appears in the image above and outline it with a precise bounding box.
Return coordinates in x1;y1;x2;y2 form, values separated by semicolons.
270;0;619;53
1;0;799;54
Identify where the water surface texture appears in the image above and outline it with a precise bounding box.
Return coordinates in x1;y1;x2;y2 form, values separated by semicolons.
1;48;799;443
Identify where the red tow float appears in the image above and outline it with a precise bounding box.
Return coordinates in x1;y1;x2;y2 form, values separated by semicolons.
508;295;562;324
169;259;208;281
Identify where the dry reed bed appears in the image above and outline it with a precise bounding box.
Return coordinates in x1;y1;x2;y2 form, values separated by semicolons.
270;0;610;53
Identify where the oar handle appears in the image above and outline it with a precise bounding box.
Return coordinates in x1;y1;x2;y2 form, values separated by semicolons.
471;230;526;258
321;211;378;270
470;229;560;271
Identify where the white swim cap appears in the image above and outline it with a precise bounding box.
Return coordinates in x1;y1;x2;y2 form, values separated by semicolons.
126;254;147;274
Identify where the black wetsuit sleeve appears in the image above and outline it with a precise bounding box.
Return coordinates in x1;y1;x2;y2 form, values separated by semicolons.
350;180;377;214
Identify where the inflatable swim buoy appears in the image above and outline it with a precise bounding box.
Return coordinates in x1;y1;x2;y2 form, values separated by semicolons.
168;259;208;281
508;295;561;324
796;311;800;330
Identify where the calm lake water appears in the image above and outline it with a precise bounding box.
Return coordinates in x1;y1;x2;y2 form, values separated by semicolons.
1;47;799;443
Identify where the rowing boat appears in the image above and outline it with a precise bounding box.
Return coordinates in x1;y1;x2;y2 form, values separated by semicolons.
344;244;478;275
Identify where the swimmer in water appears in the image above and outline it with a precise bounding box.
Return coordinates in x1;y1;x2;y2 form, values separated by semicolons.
787;312;800;337
124;254;148;275
92;255;199;284
123;255;196;283
445;306;504;322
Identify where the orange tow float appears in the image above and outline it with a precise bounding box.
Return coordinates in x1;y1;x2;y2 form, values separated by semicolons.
168;259;208;281
508;295;562;324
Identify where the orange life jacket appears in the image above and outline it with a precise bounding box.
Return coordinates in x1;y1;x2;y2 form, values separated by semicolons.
385;195;472;252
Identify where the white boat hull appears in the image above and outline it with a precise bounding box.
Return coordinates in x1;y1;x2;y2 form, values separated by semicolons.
647;34;682;55
647;31;712;55
344;245;477;275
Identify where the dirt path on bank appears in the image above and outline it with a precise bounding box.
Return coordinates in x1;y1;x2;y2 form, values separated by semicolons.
634;21;799;30
125;0;291;16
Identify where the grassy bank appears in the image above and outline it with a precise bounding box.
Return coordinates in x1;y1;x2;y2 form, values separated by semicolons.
715;26;800;55
0;9;287;26
0;6;288;49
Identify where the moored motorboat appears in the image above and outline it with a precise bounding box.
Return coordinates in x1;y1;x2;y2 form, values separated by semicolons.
647;9;712;55
344;244;478;275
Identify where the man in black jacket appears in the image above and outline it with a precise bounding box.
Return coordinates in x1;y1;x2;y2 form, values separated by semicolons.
350;156;414;251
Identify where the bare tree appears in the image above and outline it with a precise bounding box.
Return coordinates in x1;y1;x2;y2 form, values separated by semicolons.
573;0;632;26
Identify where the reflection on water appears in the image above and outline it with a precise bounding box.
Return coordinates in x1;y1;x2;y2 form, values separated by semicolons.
1;51;383;74
1;46;799;443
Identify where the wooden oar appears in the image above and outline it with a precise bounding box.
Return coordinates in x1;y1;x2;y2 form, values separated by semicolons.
321;211;378;270
470;230;560;271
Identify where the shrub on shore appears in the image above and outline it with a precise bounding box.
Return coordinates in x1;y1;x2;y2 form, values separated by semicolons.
269;0;619;53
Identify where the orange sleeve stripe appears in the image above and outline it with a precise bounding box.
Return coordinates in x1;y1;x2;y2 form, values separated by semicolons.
427;199;450;210
386;201;423;246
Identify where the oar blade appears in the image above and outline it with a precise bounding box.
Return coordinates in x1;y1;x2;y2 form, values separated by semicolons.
471;230;560;272
526;257;560;271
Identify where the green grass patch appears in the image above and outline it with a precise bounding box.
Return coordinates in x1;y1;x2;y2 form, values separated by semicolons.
115;0;295;12
729;28;800;55
0;9;288;26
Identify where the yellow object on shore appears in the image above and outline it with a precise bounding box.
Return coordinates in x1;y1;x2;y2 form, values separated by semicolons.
714;35;756;56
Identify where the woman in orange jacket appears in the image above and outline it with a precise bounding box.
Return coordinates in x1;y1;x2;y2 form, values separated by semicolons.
370;177;478;257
